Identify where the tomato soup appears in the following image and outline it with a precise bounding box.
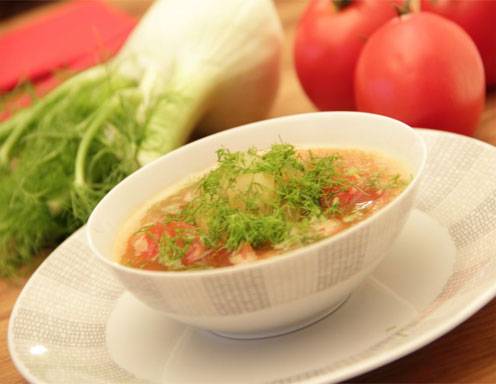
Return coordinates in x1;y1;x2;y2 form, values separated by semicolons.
117;144;410;271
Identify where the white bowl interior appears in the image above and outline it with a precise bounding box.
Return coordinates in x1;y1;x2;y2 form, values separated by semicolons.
88;112;425;264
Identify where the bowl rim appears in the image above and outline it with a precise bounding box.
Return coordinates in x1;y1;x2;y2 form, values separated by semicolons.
87;111;428;279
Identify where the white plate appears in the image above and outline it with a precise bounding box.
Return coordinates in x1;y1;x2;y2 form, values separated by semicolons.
8;130;496;384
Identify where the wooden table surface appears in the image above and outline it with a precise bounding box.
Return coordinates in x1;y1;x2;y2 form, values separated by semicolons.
1;1;495;383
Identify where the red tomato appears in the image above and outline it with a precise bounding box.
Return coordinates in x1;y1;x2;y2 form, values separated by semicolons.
135;222;166;260
421;0;496;86
139;235;159;260
237;243;256;260
321;185;379;209
205;248;232;268
181;240;206;266
163;221;206;266
355;12;485;136
294;0;397;110
126;232;158;262
148;222;166;238
129;221;205;266
336;187;377;206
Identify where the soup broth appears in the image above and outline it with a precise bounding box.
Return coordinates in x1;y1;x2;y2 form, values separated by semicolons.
118;144;410;271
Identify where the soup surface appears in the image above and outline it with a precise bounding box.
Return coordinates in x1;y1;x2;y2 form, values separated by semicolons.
118;144;410;271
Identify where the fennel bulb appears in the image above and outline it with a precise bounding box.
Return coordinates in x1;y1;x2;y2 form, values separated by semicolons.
0;0;283;275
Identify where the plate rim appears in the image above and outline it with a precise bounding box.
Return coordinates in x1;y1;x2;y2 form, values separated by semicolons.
291;280;496;384
7;227;90;384
7;129;496;384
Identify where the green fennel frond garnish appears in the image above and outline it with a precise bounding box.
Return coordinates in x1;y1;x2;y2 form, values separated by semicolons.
177;144;349;252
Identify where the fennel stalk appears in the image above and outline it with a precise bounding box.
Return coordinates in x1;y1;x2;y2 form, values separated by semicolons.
0;65;212;275
0;0;282;276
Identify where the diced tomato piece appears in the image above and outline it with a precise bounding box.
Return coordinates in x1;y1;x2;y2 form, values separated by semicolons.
141;235;159;259
129;221;198;262
238;243;255;259
205;248;232;268
149;222;166;238
130;220;209;268
127;233;159;261
229;243;258;265
337;187;362;205
148;221;204;267
181;240;206;266
321;185;382;210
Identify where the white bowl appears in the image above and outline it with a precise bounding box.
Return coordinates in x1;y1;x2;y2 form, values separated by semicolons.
87;112;426;339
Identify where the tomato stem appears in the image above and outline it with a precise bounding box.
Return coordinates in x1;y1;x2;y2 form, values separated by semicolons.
332;0;352;11
396;0;420;16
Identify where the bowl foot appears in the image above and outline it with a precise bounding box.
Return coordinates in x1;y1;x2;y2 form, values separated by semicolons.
211;295;350;340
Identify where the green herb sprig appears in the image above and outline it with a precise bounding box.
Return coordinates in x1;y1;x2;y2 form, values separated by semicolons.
177;144;348;252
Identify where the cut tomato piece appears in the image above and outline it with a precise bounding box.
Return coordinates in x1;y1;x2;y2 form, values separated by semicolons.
230;243;258;265
128;233;159;261
321;186;381;210
181;240;206;266
239;243;255;258
147;221;205;267
149;222;166;238
338;187;365;205
141;235;159;260
127;221;200;267
204;248;231;268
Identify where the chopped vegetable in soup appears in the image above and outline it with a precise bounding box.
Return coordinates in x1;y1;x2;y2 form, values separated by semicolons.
118;144;410;271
